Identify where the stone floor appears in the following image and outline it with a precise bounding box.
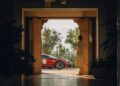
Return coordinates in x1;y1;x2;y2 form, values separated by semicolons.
22;73;116;86
0;69;117;86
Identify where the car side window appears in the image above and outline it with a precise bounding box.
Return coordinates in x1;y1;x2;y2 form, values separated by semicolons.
42;55;49;59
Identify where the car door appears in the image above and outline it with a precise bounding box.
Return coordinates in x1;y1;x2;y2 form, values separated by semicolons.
42;55;55;67
42;55;48;66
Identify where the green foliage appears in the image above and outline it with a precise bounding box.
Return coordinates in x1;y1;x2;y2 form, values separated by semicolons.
57;43;66;58
65;27;80;50
42;27;61;54
42;27;79;67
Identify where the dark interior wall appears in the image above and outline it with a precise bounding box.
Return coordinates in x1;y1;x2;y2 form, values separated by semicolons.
117;29;120;86
24;17;31;52
14;0;44;24
117;0;120;85
98;0;107;59
91;18;96;62
51;0;98;8
0;0;15;23
117;0;120;28
0;0;44;23
98;0;117;59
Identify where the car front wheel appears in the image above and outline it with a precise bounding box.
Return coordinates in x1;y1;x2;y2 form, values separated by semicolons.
55;61;65;70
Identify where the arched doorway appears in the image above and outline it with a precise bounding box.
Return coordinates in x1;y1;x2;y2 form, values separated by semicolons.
22;8;98;75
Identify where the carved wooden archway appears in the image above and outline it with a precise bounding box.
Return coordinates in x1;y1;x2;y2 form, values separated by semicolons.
22;8;98;75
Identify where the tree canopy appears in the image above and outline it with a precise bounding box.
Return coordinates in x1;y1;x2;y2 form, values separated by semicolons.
42;27;61;54
65;27;80;50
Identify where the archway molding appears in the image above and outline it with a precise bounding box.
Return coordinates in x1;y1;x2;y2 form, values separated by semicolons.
22;8;98;75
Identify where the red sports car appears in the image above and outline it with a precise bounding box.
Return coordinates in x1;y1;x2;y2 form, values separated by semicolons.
41;54;71;69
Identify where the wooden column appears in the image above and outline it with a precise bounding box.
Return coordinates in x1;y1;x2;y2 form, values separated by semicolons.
30;18;43;74
74;18;91;75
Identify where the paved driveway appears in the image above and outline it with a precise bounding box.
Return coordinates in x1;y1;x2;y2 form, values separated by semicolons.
42;68;95;79
42;68;79;77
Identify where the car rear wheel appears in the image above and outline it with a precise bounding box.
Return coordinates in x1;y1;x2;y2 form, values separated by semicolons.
55;61;65;70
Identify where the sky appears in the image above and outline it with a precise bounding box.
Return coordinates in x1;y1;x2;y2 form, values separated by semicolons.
42;19;79;49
